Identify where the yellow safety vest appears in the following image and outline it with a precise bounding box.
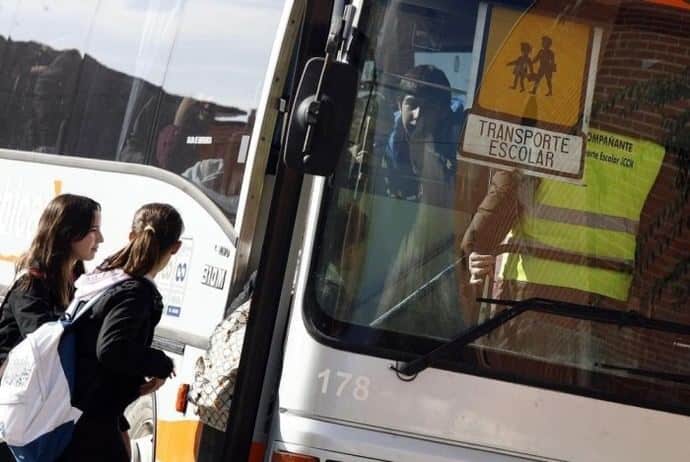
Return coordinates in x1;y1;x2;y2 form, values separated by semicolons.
498;129;665;300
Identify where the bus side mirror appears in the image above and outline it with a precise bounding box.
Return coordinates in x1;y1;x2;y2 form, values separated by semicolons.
283;57;358;176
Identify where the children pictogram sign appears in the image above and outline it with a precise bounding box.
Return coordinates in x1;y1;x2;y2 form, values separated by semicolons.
460;7;596;180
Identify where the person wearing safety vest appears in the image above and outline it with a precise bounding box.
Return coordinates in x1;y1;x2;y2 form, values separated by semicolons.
458;129;666;368
461;128;665;306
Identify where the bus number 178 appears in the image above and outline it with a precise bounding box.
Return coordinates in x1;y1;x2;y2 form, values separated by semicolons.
317;369;370;401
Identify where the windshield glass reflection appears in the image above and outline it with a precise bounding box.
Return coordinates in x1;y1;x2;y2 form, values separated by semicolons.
307;0;690;415
0;0;283;223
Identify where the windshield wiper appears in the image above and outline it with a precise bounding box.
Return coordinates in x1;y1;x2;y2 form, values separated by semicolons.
596;363;690;384
392;297;690;377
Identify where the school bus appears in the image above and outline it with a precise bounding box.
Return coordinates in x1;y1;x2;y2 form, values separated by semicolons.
1;0;690;461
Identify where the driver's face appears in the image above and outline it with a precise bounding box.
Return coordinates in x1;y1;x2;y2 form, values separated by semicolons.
400;95;421;133
400;94;443;135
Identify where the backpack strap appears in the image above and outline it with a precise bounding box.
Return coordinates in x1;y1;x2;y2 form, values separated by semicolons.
63;289;108;325
63;276;133;325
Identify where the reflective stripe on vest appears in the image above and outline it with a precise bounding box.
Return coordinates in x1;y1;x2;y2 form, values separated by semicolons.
499;129;665;301
531;203;639;235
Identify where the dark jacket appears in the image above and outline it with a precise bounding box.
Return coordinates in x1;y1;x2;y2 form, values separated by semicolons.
0;275;63;363
460;169;520;256
71;277;173;420
381;110;460;206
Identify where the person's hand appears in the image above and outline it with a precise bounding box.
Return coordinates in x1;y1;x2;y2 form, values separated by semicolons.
139;377;166;396
468;252;495;284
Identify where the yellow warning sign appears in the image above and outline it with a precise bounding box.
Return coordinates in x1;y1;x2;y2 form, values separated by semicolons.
460;6;597;180
476;7;593;130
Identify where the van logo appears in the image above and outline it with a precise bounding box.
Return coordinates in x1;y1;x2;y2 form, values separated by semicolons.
201;264;226;290
175;263;188;282
166;306;181;317
186;136;213;145
214;245;231;258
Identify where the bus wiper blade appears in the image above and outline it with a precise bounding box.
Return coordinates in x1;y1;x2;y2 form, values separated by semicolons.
392;297;690;378
596;363;690;384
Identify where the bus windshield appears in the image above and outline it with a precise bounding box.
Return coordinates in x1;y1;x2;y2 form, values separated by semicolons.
305;0;690;415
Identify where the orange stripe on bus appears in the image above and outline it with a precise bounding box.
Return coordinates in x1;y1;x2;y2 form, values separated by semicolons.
646;0;690;10
249;442;266;462
0;254;18;263
53;180;62;196
156;420;266;462
156;420;202;462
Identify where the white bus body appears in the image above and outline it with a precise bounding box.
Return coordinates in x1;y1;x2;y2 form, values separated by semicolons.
2;1;690;461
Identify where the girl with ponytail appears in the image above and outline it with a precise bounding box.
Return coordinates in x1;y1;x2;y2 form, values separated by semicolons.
57;203;183;462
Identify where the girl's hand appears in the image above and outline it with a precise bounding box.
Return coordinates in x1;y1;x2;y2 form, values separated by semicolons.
140;377;166;395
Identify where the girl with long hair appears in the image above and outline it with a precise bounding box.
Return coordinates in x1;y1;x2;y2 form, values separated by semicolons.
57;203;182;462
0;193;103;360
0;193;102;462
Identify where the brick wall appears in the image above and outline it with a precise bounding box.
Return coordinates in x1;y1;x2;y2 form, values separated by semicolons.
585;1;690;398
590;1;690;322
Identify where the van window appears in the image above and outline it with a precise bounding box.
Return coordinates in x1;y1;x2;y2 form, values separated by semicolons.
64;0;184;162
0;0;97;152
149;0;284;221
0;0;284;224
